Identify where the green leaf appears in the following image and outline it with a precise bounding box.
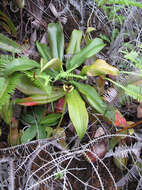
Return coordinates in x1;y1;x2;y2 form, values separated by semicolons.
22;114;35;124
67;38;105;71
17;75;50;95
0;101;13;124
22;106;44;124
40;113;61;125
40;58;62;73
48;23;64;61
72;81;115;121
81;59;119;76
66;29;82;70
0;33;23;53
5;57;40;76
66;29;82;54
36;42;52;60
38;125;47;139
66;89;88;139
15;87;66;105
21;125;37;143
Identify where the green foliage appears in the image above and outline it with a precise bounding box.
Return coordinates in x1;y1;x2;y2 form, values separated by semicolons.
24;71;52;95
107;78;142;102
72;81;115;121
0;73;21;109
15;87;65;105
95;0;142;8
66;29;83;55
0;23;114;139
66;89;88;139
0;101;13;124
0;33;24;53
4;57;40;76
66;38;105;71
36;42;52;60
21;106;61;143
48;23;64;61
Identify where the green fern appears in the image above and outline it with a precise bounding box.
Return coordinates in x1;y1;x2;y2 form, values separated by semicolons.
107;0;142;8
95;0;142;8
0;73;21;108
0;55;13;76
24;71;52;95
107;78;142;102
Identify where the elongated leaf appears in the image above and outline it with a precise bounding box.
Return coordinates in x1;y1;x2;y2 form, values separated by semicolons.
17;75;49;95
36;42;52;60
0;33;23;53
66;89;88;139
5;57;40;76
72;81;115;121
66;29;82;54
0;10;17;37
67;38;105;71
81;59;119;76
48;23;64;61
66;29;82;70
40;58;62;73
21;125;36;143
15;87;65;105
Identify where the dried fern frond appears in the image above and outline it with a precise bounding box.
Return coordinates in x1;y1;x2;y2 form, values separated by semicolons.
105;142;141;159
103;87;118;103
116;164;140;187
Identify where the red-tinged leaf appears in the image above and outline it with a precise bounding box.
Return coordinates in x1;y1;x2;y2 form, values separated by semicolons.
86;142;107;163
115;110;127;127
56;97;65;113
19;102;39;106
17;97;40;106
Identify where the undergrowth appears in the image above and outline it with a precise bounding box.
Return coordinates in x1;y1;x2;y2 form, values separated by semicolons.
0;0;142;190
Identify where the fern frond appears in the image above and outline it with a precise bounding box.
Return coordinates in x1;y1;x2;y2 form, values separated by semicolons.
107;78;142;102
0;73;21;108
106;0;142;8
0;55;13;76
24;71;52;95
116;164;140;187
105;142;141;159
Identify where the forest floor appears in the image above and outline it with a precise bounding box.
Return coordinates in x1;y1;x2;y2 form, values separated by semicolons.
0;0;142;189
